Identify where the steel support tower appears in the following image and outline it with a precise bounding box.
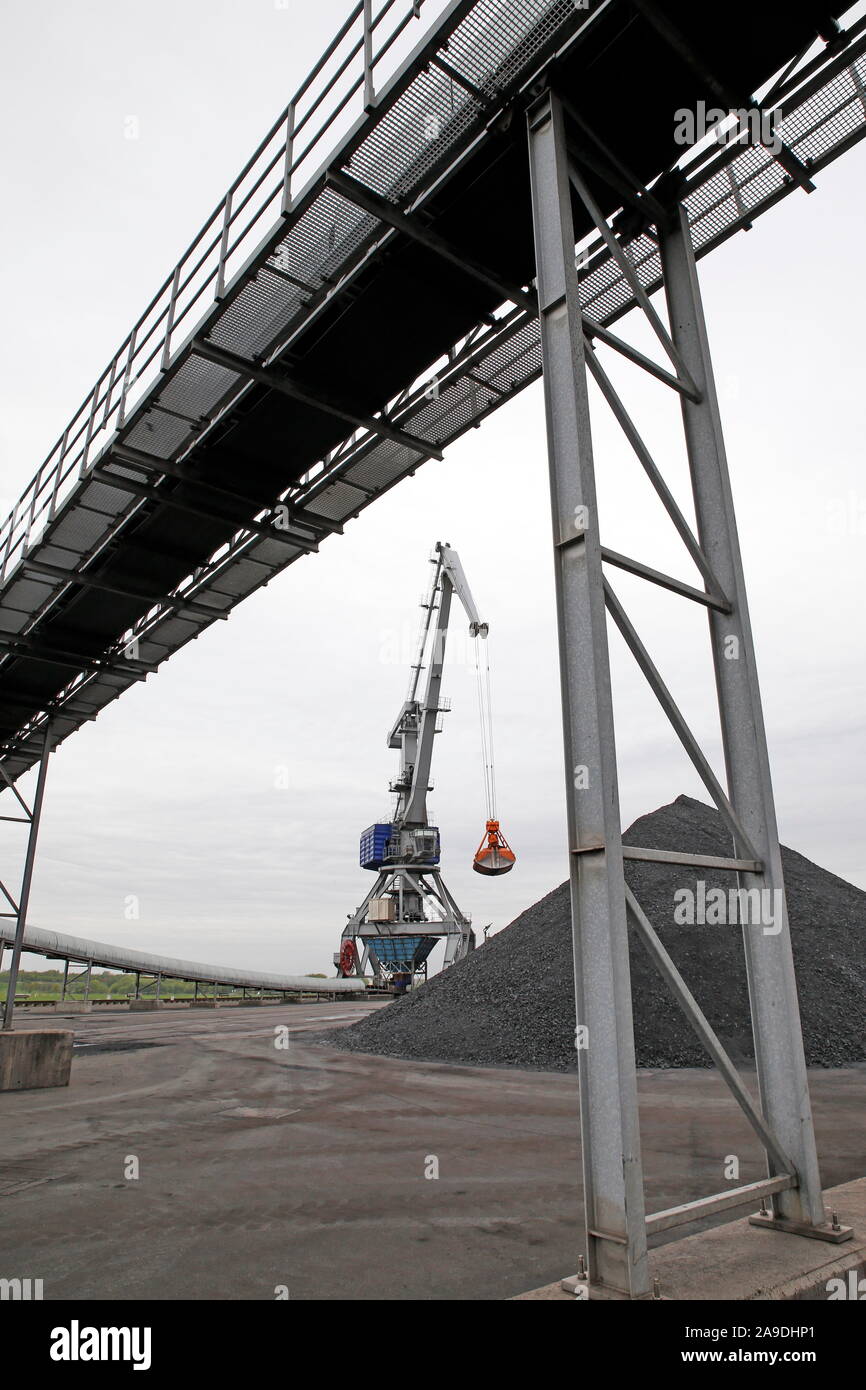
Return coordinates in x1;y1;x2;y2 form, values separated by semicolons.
526;88;851;1298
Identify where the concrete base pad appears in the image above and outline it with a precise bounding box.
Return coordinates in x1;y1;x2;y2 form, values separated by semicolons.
53;1000;91;1014
515;1176;866;1300
0;1029;73;1091
560;1275;656;1300
749;1211;853;1242
190;1000;220;1008
128;1000;165;1012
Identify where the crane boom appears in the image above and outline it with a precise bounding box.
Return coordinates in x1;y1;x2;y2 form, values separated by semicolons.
438;543;488;639
402;543;486;826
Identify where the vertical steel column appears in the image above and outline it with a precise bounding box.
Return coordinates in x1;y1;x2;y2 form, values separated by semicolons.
527;91;648;1296
660;206;825;1229
117;325;137;429
363;0;376;111
161;265;182;372
2;723;53;1030
281;102;296;215
61;959;69;1001
215;191;233;300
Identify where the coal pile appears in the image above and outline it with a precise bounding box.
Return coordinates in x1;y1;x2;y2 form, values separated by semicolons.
324;796;866;1070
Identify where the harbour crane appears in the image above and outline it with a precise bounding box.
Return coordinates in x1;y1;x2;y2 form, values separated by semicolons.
336;542;514;986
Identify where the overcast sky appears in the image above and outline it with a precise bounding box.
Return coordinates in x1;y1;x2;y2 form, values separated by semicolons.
1;1;864;977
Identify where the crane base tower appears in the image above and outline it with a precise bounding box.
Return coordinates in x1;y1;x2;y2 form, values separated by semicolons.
341;862;474;984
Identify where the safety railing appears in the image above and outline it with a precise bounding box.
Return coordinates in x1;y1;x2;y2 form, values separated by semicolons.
6;1;862;595
0;0;449;585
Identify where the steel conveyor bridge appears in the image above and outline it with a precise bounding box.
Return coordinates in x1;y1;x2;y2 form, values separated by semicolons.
3;0;866;1298
0;0;864;779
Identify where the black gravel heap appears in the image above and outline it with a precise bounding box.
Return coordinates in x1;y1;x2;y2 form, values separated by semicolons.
324;796;866;1070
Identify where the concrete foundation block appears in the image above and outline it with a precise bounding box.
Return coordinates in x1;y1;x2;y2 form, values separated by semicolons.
514;1174;866;1302
53;1000;92;1014
128;999;165;1012
191;1000;220;1008
0;1030;74;1091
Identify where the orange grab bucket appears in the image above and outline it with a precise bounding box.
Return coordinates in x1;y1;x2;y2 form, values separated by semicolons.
472;819;516;876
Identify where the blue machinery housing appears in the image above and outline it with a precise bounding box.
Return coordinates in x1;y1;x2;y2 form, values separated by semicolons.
359;822;441;869
359;822;395;870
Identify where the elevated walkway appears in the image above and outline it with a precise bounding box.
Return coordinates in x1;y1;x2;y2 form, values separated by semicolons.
1;0;863;783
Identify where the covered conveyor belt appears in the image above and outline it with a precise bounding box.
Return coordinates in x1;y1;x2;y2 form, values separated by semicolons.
1;0;864;783
0;921;364;994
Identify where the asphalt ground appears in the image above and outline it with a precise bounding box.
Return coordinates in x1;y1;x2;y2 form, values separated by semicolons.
1;1001;864;1300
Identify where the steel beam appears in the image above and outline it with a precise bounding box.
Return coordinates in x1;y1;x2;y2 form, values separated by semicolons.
22;558;229;622
646;1175;797;1237
625;887;793;1175
109;443;343;541
429;54;497;110
193;340;443;460
527;89;648;1297
326;168;538;316
2;722;52;1029
0;693;95;723
600;546;730;612
620;846;761;873
567;158;698;396
603;576;759;861
626;0;816;192
109;445;278;513
585;349;727;602
583;317;698;398
0;634;153;681
659;205;829;1234
90;467;315;552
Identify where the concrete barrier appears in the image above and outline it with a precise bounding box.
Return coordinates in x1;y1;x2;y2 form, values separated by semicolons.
52;1000;92;1014
128;999;165;1012
0;1030;73;1091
